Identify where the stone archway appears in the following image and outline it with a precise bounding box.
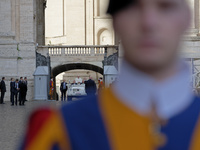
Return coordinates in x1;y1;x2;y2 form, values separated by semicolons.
97;28;113;45
52;63;103;78
51;63;103;100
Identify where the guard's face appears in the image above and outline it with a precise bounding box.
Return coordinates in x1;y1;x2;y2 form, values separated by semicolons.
113;0;190;71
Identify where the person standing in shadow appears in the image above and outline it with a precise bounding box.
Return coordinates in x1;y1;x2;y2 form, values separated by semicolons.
0;77;6;104
18;77;23;104
85;76;97;96
60;79;68;101
14;79;20;106
19;80;27;106
10;78;15;106
24;77;28;101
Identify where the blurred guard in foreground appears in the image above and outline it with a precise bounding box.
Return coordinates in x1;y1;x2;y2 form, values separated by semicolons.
21;0;200;150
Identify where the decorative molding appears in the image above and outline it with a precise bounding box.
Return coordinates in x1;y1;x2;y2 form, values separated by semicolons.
103;52;118;70
94;16;112;19
43;0;47;9
36;52;48;67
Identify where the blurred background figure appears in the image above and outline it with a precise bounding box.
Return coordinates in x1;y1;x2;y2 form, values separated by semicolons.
14;79;20;106
98;77;104;92
19;80;27;106
24;77;28;101
49;78;54;100
60;79;68;101
10;78;15;106
71;80;76;85
84;76;97;96
75;76;82;84
0;77;6;104
18;77;23;104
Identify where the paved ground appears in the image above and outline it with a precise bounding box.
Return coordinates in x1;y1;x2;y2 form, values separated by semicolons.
0;100;64;150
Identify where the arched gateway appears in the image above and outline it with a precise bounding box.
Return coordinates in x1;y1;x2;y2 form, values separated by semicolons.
52;63;103;78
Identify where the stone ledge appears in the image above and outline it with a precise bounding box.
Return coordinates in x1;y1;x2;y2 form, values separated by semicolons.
0;32;15;37
94;16;112;19
182;36;200;41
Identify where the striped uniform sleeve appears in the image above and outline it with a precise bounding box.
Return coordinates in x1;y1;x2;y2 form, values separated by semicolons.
20;108;71;150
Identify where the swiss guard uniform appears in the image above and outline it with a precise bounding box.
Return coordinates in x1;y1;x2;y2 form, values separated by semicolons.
20;0;200;149
20;61;200;150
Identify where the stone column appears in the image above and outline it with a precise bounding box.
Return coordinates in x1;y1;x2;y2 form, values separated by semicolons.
35;0;46;45
187;0;199;36
118;42;124;73
85;0;94;45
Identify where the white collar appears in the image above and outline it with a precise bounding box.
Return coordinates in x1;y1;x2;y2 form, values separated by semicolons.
113;60;194;119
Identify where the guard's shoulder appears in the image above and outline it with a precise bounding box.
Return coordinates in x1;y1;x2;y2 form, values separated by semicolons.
21;108;70;150
26;108;58;137
29;108;56;124
21;108;57;149
61;95;99;119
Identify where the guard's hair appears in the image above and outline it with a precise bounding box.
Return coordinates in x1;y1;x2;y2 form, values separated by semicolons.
107;0;137;15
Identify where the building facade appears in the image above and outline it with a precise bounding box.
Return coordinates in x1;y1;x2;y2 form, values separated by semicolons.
0;0;200;101
0;0;46;101
45;0;115;45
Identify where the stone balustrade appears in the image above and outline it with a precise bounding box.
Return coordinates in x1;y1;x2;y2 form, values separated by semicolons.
37;45;118;57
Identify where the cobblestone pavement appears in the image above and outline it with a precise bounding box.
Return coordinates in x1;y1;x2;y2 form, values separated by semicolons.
0;100;64;150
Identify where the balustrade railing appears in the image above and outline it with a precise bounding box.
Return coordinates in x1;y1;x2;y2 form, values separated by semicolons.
37;45;118;57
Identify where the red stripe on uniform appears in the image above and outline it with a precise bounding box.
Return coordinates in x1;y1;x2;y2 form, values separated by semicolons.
24;108;54;148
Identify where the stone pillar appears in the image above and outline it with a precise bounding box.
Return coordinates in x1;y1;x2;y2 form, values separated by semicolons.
118;43;124;73
187;0;199;36
85;0;94;45
188;0;195;28
35;0;46;45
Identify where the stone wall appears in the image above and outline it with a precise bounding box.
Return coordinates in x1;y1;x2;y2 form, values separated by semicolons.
0;0;37;101
0;0;200;101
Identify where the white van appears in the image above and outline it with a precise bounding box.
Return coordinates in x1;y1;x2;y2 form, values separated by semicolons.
67;84;87;101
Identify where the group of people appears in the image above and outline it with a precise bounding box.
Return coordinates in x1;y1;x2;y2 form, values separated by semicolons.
10;77;28;106
0;77;28;106
84;77;105;95
59;76;104;101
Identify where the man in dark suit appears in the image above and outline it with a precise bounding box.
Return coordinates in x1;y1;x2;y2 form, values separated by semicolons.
19;80;27;105
60;80;68;101
84;77;97;96
10;78;15;106
18;77;23;103
24;77;28;101
0;77;6;104
14;79;20;105
19;77;23;85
